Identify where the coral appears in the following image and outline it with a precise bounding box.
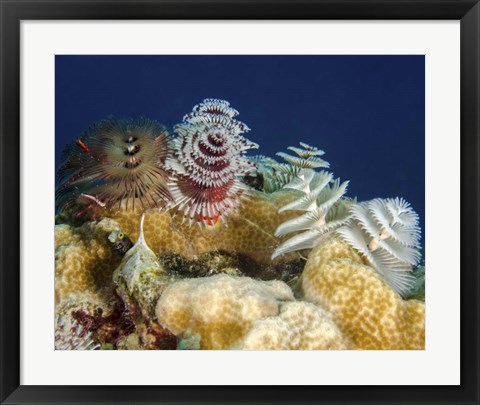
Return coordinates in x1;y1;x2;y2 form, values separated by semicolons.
56;116;172;213
56;290;176;350
113;215;177;317
156;275;353;350
167;99;258;225
155;275;295;350
53;104;426;351
103;189;303;266
301;236;425;350
56;284;177;350
237;301;353;350
272;168;350;259
336;198;421;296
55;218;123;308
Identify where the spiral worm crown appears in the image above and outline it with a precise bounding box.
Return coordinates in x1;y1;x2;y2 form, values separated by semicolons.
167;99;258;225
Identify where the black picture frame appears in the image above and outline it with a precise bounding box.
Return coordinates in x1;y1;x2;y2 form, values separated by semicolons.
1;1;478;404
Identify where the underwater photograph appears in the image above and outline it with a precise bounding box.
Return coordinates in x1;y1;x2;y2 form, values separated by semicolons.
54;55;425;350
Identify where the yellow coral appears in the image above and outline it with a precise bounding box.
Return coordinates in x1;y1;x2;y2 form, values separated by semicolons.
301;236;425;350
237;301;353;350
55;218;122;307
155;275;295;349
105;189;301;265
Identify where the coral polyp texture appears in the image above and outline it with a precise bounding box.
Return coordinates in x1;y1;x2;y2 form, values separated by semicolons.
167;99;258;225
237;301;353;350
101;189;303;267
155;275;295;350
55;98;425;351
56;117;172;213
55;218;122;308
156;275;356;350
301;236;425;350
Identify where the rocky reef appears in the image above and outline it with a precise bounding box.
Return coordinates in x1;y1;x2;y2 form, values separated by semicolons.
54;98;425;351
55;191;424;350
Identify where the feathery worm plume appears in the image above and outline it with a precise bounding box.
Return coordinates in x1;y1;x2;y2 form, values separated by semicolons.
272;168;350;259
276;142;330;170
56;117;172;213
167;99;258;226
247;142;330;193
336;198;421;296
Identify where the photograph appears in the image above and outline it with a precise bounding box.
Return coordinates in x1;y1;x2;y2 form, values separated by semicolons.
54;54;425;351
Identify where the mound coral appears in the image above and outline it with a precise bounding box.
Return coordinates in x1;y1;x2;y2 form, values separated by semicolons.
301;236;425;350
155;275;353;350
55;218;123;308
56;116;172;213
167;99;258;226
155;275;295;349
101;189;303;266
237;301;353;350
336;198;421;296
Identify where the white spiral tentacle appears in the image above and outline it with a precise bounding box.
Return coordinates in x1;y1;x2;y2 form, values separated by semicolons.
271;161;350;260
167;99;258;226
336;198;422;297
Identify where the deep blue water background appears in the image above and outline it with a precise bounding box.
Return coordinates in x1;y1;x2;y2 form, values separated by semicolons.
56;55;425;243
